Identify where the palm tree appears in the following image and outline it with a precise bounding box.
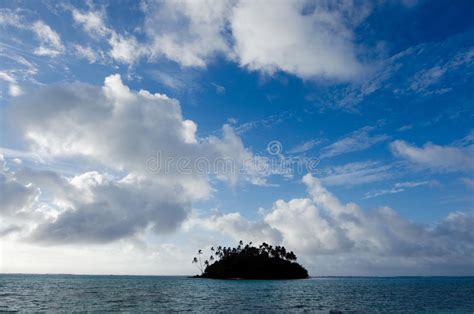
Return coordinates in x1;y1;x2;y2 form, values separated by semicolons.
286;251;297;261
268;245;274;257
197;249;204;274
192;256;202;273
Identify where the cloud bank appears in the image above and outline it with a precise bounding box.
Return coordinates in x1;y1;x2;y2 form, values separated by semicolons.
2;74;267;244
190;174;474;275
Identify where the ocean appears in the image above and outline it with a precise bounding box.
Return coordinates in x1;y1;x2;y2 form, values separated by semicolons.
1;274;473;312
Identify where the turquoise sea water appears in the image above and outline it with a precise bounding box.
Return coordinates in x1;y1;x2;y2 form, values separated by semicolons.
1;275;473;312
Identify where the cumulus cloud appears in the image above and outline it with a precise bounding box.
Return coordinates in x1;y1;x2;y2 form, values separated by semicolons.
188;211;282;245
264;197;352;253
69;1;369;80
0;155;39;216
142;0;232;67
390;136;474;172
4;74;268;244
71;2;229;66
230;1;367;80
192;174;474;275
27;171;190;243
108;33;143;64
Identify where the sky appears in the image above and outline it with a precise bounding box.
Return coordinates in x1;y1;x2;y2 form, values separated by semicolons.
0;0;473;276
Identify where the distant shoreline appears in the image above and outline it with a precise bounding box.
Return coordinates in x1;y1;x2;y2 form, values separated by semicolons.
2;273;473;278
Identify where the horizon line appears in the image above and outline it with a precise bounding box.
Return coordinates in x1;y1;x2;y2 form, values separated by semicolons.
2;272;473;278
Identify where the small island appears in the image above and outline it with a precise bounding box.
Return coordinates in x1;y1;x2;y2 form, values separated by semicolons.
192;241;309;279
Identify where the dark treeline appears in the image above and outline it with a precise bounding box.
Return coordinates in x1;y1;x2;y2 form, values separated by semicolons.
193;241;308;279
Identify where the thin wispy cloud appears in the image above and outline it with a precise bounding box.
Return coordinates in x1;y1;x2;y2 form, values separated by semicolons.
391;132;474;173
320;160;394;187
288;139;322;154
320;126;388;159
363;180;434;199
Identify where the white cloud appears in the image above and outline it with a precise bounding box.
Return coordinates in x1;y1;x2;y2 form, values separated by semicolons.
5;74;269;244
193;174;474;275
108;32;143;64
0;71;22;96
150;70;187;90
265;197;352;253
188;211;282;245
73;44;99;63
0;9;23;28
0;147;43;164
409;65;446;93
363;180;433;199
461;177;474;191
320;160;394;186
32;21;64;57
0;48;38;98
397;124;413;132
231;1;367;80
69;1;369;80
71;8;109;37
24;170;191;243
408;48;474;95
71;7;145;64
288;139;322;154
315;40;474;112
230;111;291;135
320;126;388;158
211;82;225;94
142;0;232;67
0;155;39;216
0;11;50;97
0;10;64;58
390;138;474;172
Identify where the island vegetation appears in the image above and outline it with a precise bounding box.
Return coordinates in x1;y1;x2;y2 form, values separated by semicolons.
192;241;309;279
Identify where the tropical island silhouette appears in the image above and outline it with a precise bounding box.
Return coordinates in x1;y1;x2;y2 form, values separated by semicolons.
192;241;308;279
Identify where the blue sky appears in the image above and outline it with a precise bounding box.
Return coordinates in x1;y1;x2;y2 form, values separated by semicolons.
0;0;473;275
